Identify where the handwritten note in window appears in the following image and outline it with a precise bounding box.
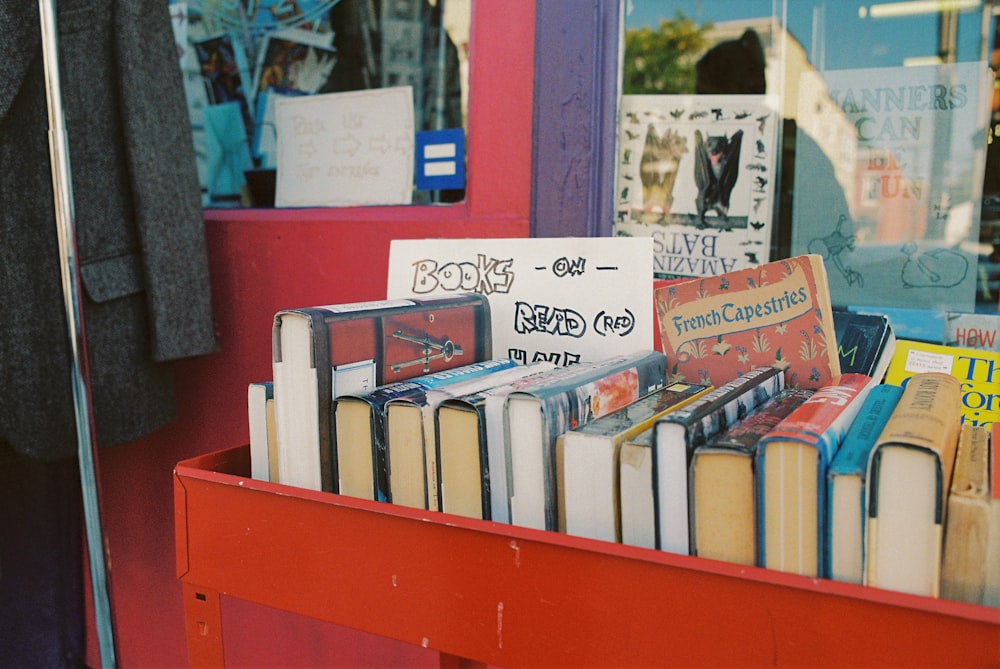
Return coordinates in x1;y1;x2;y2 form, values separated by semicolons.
274;87;414;207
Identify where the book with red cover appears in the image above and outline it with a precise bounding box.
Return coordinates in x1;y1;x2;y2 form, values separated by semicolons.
272;293;491;492
755;373;874;577
655;254;841;389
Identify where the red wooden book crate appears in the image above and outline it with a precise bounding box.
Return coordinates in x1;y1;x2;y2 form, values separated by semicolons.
175;444;999;667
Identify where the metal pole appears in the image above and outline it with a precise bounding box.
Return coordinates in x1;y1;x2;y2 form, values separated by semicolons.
37;0;118;666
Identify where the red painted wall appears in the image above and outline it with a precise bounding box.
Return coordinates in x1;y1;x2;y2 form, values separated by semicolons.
85;1;534;665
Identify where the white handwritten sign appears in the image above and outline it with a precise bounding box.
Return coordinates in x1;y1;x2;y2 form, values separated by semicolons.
274;87;414;207
386;238;654;366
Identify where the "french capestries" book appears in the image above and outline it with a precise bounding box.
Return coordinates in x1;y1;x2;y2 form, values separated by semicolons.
654;254;841;390
272;293;491;492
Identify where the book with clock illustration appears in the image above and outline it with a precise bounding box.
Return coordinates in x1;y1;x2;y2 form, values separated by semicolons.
272;293;492;492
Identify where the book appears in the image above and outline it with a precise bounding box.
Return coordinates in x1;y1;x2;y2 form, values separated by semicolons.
865;372;962;597
884;339;1000;430
654;254;841;390
689;387;815;566
940;423;993;605
832;310;896;382
825;383;903;584
558;381;712;542
988;422;1000;608
504;350;668;531
248;381;277;482
614;94;781;278
652;364;785;554
272;293;491;492
619;426;657;549
335;359;514;504
944;312;1000;352
790;62;989;313
434;361;558;521
383;358;520;510
755;373;874;577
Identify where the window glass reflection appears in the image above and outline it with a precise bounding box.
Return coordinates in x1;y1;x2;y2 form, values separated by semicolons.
620;1;998;316
171;0;469;206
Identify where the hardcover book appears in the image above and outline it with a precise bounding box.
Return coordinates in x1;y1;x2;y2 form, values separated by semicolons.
619;426;657;549
272;293;491;492
689;387;815;566
940;423;993;605
826;383;903;584
832;310;896;382
383;358;519;510
866;372;962;597
335;359;515;504
559;381;712;543
434;361;558;521
504;350;668;531
883;338;1000;429
654;254;841;389
652;364;785;554
614;94;780;278
756;373;874;577
248;381;277;483
988;422;1000;608
790;62;990;313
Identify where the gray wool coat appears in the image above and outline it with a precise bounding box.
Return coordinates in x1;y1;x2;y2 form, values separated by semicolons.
0;0;218;460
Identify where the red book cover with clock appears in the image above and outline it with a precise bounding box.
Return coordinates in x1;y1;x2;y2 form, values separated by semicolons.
654;254;840;390
272;293;492;492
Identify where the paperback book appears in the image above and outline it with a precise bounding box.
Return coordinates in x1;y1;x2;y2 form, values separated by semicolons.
654;254;841;389
883;338;1000;429
832;310;896;382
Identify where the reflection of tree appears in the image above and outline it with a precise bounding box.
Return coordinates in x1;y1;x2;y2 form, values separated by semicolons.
622;13;710;94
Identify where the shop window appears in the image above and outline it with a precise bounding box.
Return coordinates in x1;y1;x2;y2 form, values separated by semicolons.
170;0;469;207
618;0;998;316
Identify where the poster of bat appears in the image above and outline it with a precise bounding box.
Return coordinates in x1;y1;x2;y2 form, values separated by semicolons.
615;94;780;278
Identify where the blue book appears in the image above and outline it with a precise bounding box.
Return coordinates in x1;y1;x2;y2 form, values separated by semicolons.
825;383;903;583
755;373;874;577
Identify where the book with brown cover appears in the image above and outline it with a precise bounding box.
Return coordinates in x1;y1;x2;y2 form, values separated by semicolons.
272;293;491;492
755;373;874;577
865;372;962;598
689;387;815;566
940;423;992;605
654;254;840;389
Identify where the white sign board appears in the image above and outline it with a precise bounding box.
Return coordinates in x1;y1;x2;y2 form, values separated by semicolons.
274;87;414;207
387;237;654;366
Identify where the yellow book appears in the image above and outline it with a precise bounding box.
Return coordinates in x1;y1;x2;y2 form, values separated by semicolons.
883;339;999;429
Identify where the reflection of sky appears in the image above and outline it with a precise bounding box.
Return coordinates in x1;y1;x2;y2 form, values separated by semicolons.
624;0;990;70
